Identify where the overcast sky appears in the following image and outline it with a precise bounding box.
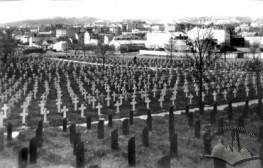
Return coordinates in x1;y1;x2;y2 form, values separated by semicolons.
0;0;262;24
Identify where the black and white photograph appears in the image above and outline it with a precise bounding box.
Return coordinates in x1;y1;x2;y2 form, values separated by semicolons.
0;0;263;167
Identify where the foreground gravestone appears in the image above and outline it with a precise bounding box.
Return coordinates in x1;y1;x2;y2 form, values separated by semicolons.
36;126;43;148
29;137;38;164
157;155;170;168
73;133;81;156
76;141;85;168
170;132;178;157
0;130;4;152
98;120;104;139
111;129;119;150
122;119;129;135
129;111;134;125
128;137;136;167
213;102;218;114
203;130;211;154
63;118;67;132
195;120;201;138
18;147;28;168
210;109;216;125
147;113;152;131
142;127;149;147
7;123;12;141
86;116;91;130
213;158;226;168
169;106;175;139
257;98;262;117
108;114;113;127
70;124;76;144
188;112;194;127
185;105;189;117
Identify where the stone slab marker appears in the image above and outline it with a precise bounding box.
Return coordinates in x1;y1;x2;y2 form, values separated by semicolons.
98;120;104;139
213;102;218;114
203;130;211;154
29;137;38;164
243;99;249;118
188;112;194;127
7;123;12;141
73;133;81;156
86;116;91;130
18;147;28;168
147;113;152;132
170;132;178;157
195;120;201;138
108;114;113;128
142;127;149;147
185;105;189;117
122;119;129;135
157;155;170;168
169;106;175;139
129;111;134;125
70;124;76;144
0;130;4;152
35;127;43;148
128;137;136;167
210;109;216;125
63;118;67;132
76;141;85;168
111;129;119;150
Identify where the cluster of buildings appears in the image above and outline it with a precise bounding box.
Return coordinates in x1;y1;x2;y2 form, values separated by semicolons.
2;19;263;54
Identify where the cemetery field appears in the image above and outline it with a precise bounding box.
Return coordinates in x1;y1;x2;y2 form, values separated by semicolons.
0;103;262;168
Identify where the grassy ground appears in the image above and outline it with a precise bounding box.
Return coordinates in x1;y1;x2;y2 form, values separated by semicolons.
0;103;262;168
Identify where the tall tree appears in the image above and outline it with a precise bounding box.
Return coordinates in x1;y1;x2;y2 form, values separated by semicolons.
0;28;17;63
185;18;222;114
165;36;177;61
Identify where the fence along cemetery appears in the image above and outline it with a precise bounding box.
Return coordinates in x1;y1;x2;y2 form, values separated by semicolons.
0;46;263;167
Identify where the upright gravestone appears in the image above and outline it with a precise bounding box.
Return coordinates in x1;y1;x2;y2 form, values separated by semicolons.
129;111;134;125
169;106;175;139
7;123;12;141
203;130;211;154
86;116;91;130
38;120;43;130
200;102;204;115
128;137;136;167
185;105;189;117
195;120;201;138
108;114;113;127
257;98;262;117
228;101;233;121
210;109;216;125
35;127;43;148
147;111;152;131
122;119;129;135
0;130;4;152
70;124;76;144
170;132;178;157
188;112;194;127
157;155;170;168
29;137;38;164
111;129;119;150
73;133;81;156
76;141;85;168
213;102;218;114
142;127;149;147
18;147;28;168
63;118;67;132
98;120;104;139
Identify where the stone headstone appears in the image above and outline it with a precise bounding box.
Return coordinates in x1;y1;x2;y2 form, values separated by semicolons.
213;102;218;114
76;141;85;168
63;118;67;132
157;155;170;168
108;114;113;128
18;147;28;168
129;111;134;125
111;129;119;150
147;113;152;131
7;123;12;141
210;109;216;125
169;106;175;139
185;105;189;117
73;133;81;156
0;130;3;152
195;120;201;138
228;101;233;121
200;102;204;115
243;99;249;118
188;112;194;127
86;116;91;130
70;124;76;144
170;132;178;157
122;119;129;135
142;127;149;147
29;137;38;164
128;137;136;167
203;130;211;154
35;127;43;148
98;120;104;139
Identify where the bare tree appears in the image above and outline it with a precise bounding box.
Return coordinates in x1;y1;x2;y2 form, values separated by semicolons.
0;28;17;63
94;42;115;77
185;18;222;114
165;36;177;61
246;40;262;96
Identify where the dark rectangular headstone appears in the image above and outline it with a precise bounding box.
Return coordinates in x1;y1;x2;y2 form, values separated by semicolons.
111;129;119;150
129;111;134;125
128;137;136;167
108;114;113;127
228;101;233;121
7;123;12;141
0;130;4;152
188;112;194;127
73;133;81;156
18;147;28;168
142;127;149;147
70;124;76;144
243;99;249;118
210;110;216;125
195;120;201;138
147;115;152;131
200;102;204;115
185;105;189;117
203;130;211;154
86;116;91;130
122;119;129;135
38;120;43;130
63;118;67;132
29;137;38;164
98;120;104;139
35;127;43;148
76;141;85;168
169;106;175;139
157;155;170;168
170;132;178;157
213;103;218;114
